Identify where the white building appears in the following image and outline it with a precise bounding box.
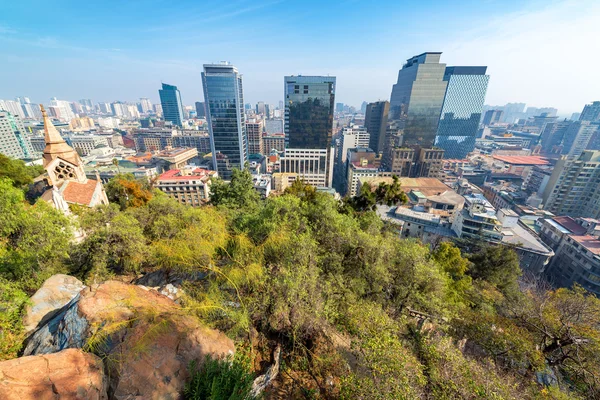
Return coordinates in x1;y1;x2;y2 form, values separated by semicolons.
139;98;153;113
65;135;110;156
0;111;34;159
281;148;334;188
49;98;76;122
339;125;370;164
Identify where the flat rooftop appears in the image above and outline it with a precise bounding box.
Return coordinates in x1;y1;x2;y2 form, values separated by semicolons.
492;155;549;165
551;216;587;235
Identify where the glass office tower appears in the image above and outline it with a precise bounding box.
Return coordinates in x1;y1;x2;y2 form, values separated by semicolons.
365;101;389;155
389;52;448;148
434;66;489;159
202;63;247;180
158;83;184;126
284;75;336;149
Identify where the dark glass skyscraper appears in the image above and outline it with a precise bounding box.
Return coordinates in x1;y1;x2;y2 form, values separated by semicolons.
158;83;184;126
285;76;335;149
202;63;247;180
434;66;489;159
364;101;389;155
389;52;448;148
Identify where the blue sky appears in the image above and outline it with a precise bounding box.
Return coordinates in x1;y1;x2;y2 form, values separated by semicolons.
1;0;598;115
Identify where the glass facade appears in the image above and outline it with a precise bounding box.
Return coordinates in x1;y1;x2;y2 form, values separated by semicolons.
158;83;184;126
202;63;247;180
389;53;448;148
434;66;489;159
364;101;389;154
284;76;335;149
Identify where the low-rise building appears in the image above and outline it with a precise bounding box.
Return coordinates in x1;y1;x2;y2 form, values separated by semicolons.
154;167;216;206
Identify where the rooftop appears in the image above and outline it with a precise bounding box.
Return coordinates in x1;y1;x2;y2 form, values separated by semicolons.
570;235;600;255
492;155;549;165
551;216;587;235
157;168;215;181
502;222;554;255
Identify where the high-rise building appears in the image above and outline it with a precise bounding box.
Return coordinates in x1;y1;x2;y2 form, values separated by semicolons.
389;52;448;148
543;151;600;218
580;101;600;122
482;109;504;126
159;83;184;126
139;98;153;113
501;103;526;124
282;75;336;187
540;121;571;154
49;98;75;122
561;121;600;158
337;125;370;164
194;102;206;118
434;66;489;159
364;101;389;155
202;63;247;180
0;111;34;159
246;118;264;155
0;100;26;119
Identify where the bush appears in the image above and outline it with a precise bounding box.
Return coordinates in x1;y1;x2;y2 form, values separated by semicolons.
184;355;256;400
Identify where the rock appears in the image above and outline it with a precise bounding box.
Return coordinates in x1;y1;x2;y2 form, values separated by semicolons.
23;274;86;335
24;280;234;400
0;348;107;400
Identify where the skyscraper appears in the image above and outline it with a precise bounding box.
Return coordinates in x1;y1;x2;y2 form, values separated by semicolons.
202;63;247;180
580;101;600;122
482;109;503;126
194;102;206;118
364;101;389;155
139;98;153;113
434;66;489;159
282;75;336;187
389;52;448;148
0;111;33;159
246;118;264;155
158;83;184;126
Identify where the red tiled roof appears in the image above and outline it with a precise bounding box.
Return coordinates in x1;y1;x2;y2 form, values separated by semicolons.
61;179;99;206
492;155;549;165
157;169;212;181
570;235;600;255
553;216;587;235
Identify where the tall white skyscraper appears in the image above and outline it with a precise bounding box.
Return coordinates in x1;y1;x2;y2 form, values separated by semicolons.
49;98;76;122
139;98;153;113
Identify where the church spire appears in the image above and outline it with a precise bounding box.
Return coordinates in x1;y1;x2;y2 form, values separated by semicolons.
41;105;81;168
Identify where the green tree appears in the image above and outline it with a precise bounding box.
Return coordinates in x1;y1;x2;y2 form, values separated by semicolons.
209;168;260;209
343;175;408;212
0;154;44;188
466;244;521;297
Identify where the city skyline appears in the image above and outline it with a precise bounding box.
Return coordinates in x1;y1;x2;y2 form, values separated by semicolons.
1;0;598;115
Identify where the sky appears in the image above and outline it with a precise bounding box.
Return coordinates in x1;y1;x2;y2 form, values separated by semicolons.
0;0;598;116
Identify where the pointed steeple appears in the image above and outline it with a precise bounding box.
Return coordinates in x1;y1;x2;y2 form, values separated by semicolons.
41;105;81;168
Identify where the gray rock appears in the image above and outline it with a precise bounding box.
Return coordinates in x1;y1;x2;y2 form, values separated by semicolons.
23;274;85;335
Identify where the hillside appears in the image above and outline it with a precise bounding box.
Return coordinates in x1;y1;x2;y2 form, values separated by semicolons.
0;170;599;399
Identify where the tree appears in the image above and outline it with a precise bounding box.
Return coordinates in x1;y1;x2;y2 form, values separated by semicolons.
283;179;318;203
0;154;44;188
466;244;521;297
105;173;152;210
343;175;408;212
209;168;260;209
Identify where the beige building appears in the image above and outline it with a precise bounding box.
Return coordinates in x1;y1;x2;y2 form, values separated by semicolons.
69;116;95;131
246;118;264;155
155;167;216;206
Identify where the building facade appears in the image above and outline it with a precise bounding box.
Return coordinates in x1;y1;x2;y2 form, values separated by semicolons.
159;83;185;127
580;101;600;122
0;111;34;159
364;101;389;154
155;167;216;206
202;63;248;180
434;66;489;159
283;75;336;187
246;118;264;155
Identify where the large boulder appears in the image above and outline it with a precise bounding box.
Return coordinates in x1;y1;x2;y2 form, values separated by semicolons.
24;280;234;399
0;348;107;399
23;274;85;335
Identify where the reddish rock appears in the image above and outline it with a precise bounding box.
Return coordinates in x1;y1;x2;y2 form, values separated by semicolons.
0;348;107;400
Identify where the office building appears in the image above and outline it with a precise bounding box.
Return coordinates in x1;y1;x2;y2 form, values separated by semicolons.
282;75;336;186
194;102;206;118
580;101;600;122
0;111;34;159
502;103;526;124
539;121;571;154
159;83;185;126
364;101;389;154
265;119;284;135
562;121;600;158
345;148;379;196
246;118;264;155
202;63;247;180
64;134;109;156
482;109;503;126
434;66;489;159
543;151;600;218
338;125;370;164
389;52;448;147
172;131;211;155
263;133;285;153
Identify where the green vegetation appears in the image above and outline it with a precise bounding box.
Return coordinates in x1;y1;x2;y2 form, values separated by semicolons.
184;355;256;400
0;154;44;188
0;167;599;399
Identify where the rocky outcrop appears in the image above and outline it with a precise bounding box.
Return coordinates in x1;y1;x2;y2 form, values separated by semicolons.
23;274;85;335
0;348;107;400
251;345;282;398
24;280;234;399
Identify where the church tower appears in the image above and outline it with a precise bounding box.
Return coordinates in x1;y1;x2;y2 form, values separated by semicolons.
39;105;108;209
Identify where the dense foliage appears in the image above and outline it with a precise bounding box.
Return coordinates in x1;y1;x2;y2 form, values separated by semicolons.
0;154;44;188
184;355;255;400
0;167;599;399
